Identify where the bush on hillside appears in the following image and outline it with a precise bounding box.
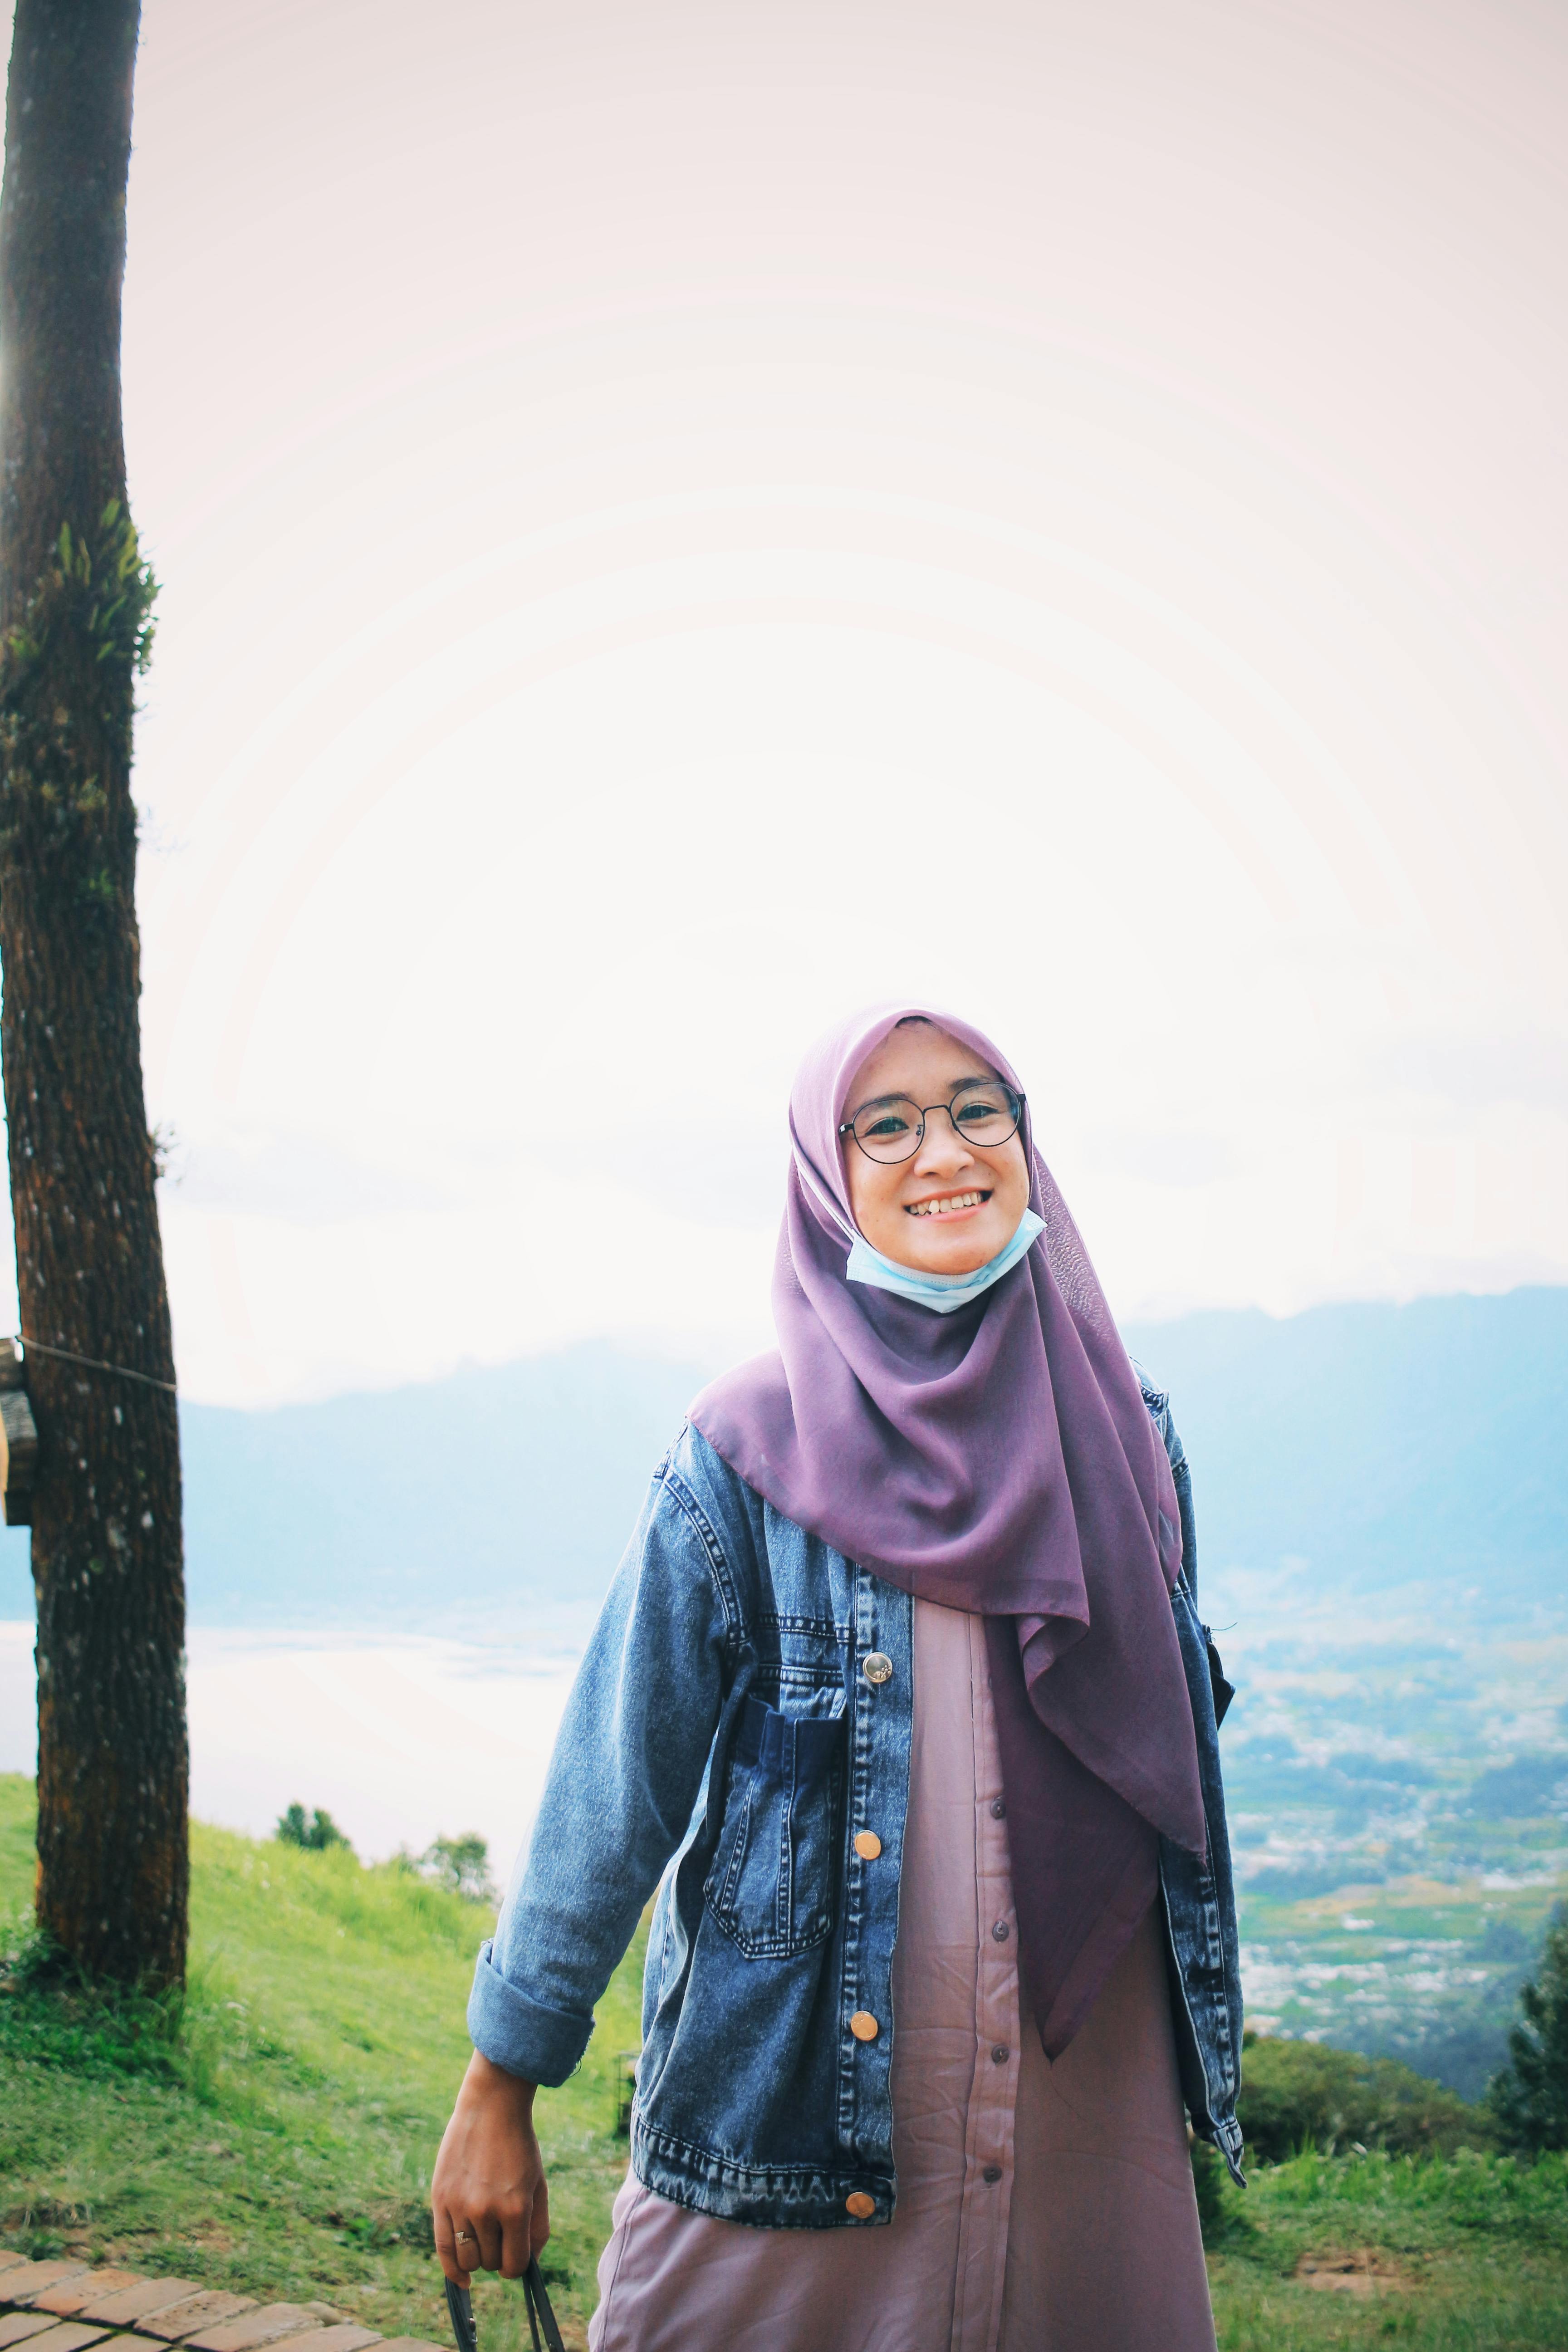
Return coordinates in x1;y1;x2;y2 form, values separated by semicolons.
276;1802;353;1852
1190;2139;1250;2248
397;1830;497;1904
1239;2032;1494;2162
1489;1903;1568;2151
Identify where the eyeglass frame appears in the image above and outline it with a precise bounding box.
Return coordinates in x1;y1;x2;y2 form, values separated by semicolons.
838;1081;1027;1165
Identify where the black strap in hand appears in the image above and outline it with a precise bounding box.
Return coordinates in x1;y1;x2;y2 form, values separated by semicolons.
522;2259;566;2352
444;2263;564;2352
443;2281;477;2352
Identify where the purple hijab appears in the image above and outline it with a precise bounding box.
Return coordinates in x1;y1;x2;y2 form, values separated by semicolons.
690;1002;1206;2058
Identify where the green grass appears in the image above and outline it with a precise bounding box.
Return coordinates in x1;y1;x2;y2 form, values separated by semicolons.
4;1773;1567;2350
1204;2147;1568;2348
0;1775;642;2349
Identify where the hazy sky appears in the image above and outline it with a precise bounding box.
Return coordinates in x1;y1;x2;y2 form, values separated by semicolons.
6;0;1566;1404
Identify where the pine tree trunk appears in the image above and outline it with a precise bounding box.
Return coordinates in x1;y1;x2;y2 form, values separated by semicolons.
0;0;187;1988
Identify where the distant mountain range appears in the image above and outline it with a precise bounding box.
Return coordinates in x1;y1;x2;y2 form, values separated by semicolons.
1126;1284;1566;1607
187;1345;703;1631
0;1286;1561;1629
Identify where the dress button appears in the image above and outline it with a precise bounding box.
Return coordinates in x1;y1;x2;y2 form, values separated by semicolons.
845;2191;877;2219
992;1920;1010;1942
862;1651;894;1686
983;2166;1003;2185
990;1798;1006;1819
853;1830;882;1860
991;2045;1008;2064
849;2010;880;2042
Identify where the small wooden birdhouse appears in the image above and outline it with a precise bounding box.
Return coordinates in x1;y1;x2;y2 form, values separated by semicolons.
0;1339;38;1526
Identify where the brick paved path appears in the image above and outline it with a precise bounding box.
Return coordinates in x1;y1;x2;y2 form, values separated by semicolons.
0;2254;446;2352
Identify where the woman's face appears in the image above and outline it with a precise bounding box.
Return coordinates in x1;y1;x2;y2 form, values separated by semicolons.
842;1023;1032;1275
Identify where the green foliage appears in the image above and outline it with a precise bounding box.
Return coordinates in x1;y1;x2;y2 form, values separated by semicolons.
0;501;157;713
408;1833;495;1903
0;1934;185;2084
1489;1904;1568;2151
1244;2143;1568;2249
0;500;158;884
1192;2138;1251;2248
276;1803;354;1853
42;505;159;683
1240;2033;1495;2163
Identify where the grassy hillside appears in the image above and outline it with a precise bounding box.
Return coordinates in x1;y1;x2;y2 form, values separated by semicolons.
4;1777;1568;2347
0;1775;642;2350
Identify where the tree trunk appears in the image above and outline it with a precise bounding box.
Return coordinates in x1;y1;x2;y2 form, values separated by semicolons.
0;0;186;1988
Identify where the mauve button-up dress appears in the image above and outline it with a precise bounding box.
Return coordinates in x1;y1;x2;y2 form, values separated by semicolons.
588;1597;1217;2352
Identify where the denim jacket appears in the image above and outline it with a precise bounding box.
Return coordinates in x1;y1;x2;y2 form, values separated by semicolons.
470;1380;1245;2226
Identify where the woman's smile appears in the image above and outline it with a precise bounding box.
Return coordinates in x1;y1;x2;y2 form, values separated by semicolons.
905;1188;990;1219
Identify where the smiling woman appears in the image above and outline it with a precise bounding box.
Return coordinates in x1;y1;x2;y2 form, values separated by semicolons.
838;1019;1033;1276
428;1002;1242;2352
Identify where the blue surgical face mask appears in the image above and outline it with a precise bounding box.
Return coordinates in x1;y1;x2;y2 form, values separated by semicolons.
845;1208;1045;1315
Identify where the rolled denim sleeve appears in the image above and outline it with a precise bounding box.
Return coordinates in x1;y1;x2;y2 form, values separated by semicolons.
468;1442;735;2084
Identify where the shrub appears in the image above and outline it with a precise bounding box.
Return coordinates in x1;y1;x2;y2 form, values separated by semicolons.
418;1833;496;1903
276;1802;353;1852
393;1831;497;1904
1190;2139;1250;2247
1239;2032;1494;2162
1489;1903;1568;2151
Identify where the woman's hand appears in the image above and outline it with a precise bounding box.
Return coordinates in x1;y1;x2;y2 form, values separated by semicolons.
431;2051;548;2283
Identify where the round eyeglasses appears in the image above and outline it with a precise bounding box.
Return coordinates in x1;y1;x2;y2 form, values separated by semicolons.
839;1081;1025;1165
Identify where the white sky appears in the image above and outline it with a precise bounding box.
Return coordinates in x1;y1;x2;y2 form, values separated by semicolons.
5;0;1566;1405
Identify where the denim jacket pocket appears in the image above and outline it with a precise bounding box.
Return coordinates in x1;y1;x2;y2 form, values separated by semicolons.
703;1695;846;1958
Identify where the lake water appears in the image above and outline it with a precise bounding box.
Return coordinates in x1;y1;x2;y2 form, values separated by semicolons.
0;1620;582;1889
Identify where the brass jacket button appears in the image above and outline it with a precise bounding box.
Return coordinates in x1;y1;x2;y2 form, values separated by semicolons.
862;1651;893;1686
849;2010;879;2041
845;2191;876;2219
853;1830;882;1860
